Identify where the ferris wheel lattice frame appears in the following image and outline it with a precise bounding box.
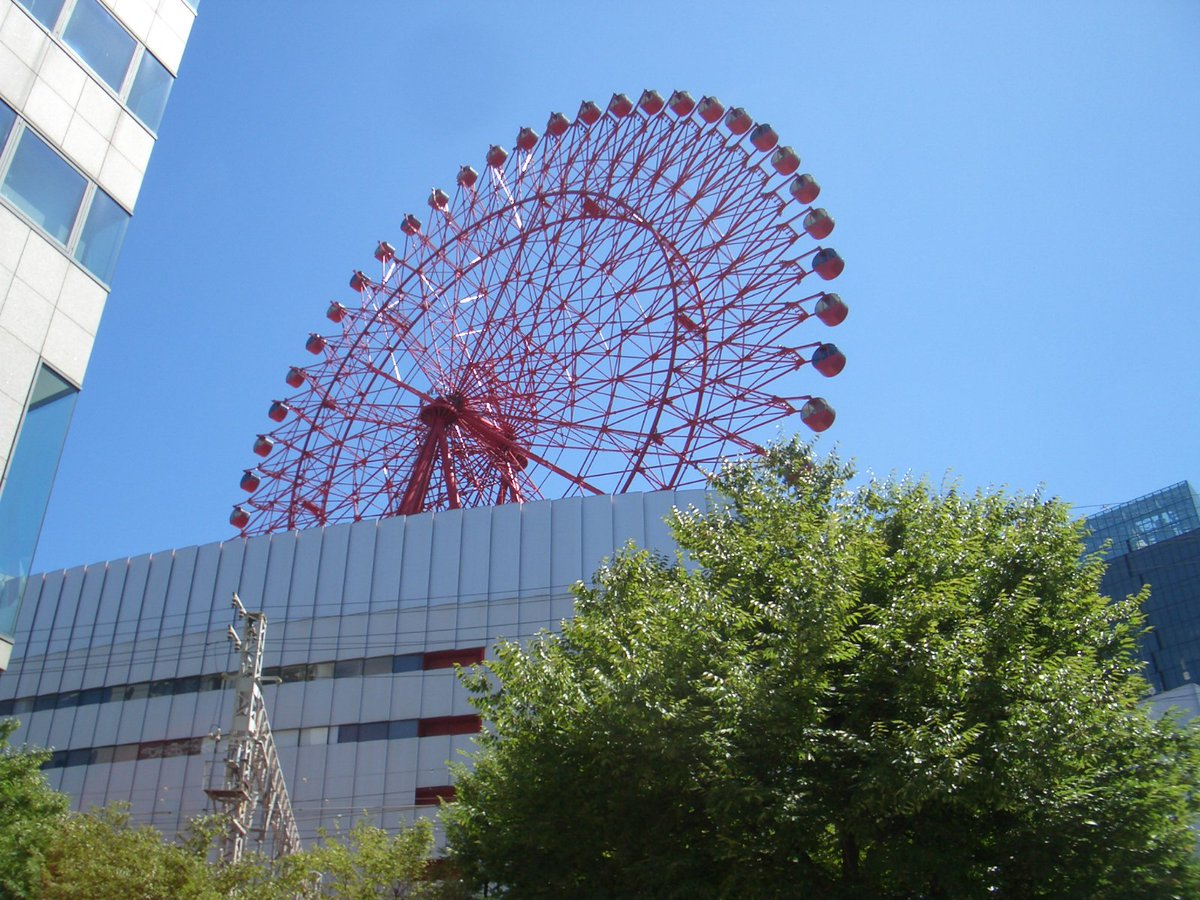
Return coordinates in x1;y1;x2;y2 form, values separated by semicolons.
232;89;851;535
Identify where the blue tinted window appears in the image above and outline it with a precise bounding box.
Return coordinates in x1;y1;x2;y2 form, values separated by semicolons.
62;0;136;92
0;367;78;639
1;130;86;244
15;0;65;29
74;188;129;284
0;101;15;146
127;50;173;132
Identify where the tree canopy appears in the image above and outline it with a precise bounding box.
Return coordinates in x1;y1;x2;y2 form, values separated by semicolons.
0;718;69;899
447;441;1200;898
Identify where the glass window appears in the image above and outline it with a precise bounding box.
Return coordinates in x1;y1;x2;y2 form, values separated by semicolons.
126;50;173;133
363;656;392;677
122;682;150;701
392;654;421;674
333;658;364;679
78;686;109;706
310;661;334;679
388;719;418;740
0;130;87;244
358;721;389;743
0;367;78;640
299;726;329;746
280;663;310;683
74;186;128;283
0;101;16;146
15;0;65;29
62;0;136;92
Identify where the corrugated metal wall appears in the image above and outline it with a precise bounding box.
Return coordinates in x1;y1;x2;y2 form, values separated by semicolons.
0;489;706;841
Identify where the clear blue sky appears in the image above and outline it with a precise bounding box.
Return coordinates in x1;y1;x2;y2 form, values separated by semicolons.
32;0;1200;572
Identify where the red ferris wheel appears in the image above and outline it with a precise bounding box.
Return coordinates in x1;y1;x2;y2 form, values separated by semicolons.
232;90;849;535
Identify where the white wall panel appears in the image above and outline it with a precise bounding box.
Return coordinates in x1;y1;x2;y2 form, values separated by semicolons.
29;585;64;694
29;569;64;660
68;700;99;747
315;525;351;618
187;542;222;634
369;515;405;609
357;674;392;723
166;692;198;737
580;493;617;578
487;503;521;600
338;609;368;657
114;555;151;649
279;617;312;666
12;574;44;654
287;528;323;619
428;509;463;603
426;604;457;650
342;521;377;615
612;491;648;554
163;546;198;647
57;765;86;800
419;672;454;717
238;530;272;615
518;500;552;596
105;760;135;799
398;514;432;606
114;696;147;745
395;608;427;654
262;531;297;615
364;608;397;657
486;593;519;638
550;496;583;592
329;678;363;726
139;551;174;644
212;538;247;621
89;699;119;745
388;674;423;721
44;705;75;748
416;736;453;781
23;709;51;746
269;684;303;730
457;502;492;603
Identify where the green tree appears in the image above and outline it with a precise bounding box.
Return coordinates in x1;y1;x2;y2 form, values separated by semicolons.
297;817;462;898
0;718;69;898
38;804;284;899
39;805;454;899
447;441;1200;898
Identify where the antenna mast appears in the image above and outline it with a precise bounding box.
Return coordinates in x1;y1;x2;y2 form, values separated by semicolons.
205;592;301;862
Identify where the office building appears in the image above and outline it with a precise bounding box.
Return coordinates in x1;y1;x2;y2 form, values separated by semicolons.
1084;481;1200;693
0;489;705;848
0;0;196;667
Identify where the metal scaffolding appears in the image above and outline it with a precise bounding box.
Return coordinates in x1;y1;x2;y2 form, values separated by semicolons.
205;592;301;863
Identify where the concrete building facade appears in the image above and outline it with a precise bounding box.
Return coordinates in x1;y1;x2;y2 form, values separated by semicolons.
0;0;196;666
0;489;705;848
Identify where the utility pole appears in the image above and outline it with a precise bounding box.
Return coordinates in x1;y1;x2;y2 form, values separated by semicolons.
205;592;301;863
